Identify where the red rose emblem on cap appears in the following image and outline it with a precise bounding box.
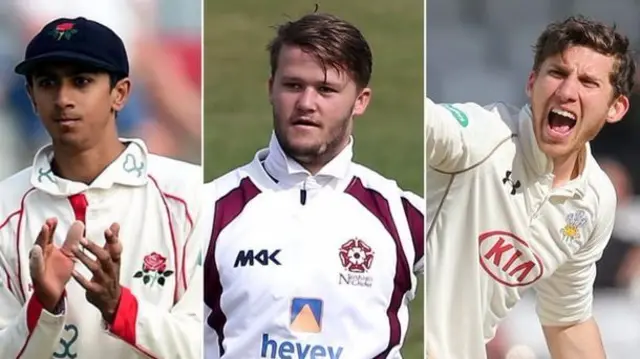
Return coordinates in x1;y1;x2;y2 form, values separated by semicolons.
49;22;78;40
56;23;75;31
143;252;167;272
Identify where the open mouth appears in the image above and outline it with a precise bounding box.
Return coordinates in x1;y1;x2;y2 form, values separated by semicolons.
547;108;576;137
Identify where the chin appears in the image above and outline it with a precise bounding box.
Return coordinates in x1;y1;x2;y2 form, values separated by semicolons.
537;140;577;160
281;138;323;158
54;134;90;149
533;124;578;158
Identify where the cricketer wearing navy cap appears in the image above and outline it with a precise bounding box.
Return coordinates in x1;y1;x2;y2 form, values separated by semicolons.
0;15;203;359
10;14;136;343
14;16;131;159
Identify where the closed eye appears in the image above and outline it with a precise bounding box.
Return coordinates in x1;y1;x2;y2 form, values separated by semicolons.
579;76;600;88
548;69;566;78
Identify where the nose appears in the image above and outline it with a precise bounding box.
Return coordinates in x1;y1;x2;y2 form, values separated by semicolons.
554;77;579;103
295;87;316;112
54;82;75;109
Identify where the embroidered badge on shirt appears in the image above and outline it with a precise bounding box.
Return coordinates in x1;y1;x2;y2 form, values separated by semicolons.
133;252;174;287
339;238;374;273
338;238;375;288
560;210;588;248
53;324;79;359
122;154;145;177
37;168;55;183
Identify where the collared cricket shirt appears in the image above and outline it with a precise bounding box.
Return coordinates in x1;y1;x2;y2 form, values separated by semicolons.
203;135;425;359
0;139;203;359
426;99;616;359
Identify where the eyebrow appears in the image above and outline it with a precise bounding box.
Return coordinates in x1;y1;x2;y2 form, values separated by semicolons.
280;75;343;88
548;63;604;83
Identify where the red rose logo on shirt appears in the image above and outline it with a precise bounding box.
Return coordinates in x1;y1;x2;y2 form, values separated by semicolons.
49;22;78;40
134;252;174;287
143;252;167;272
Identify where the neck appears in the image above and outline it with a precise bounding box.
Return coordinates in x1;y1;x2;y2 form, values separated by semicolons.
51;137;126;185
297;141;350;176
295;153;334;176
280;134;351;176
551;147;585;187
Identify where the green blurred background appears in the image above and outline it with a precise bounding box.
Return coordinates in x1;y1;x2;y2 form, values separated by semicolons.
204;0;423;356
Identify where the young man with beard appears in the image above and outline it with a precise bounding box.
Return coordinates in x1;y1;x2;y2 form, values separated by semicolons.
0;17;202;358
426;16;634;359
203;13;424;358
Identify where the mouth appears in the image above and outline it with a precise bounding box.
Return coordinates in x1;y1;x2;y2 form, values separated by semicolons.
546;108;577;138
291;118;320;128
54;117;81;125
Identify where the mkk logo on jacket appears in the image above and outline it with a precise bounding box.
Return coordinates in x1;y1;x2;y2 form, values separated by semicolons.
234;249;282;267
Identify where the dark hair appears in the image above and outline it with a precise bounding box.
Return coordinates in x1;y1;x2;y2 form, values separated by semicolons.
267;13;373;88
533;15;636;98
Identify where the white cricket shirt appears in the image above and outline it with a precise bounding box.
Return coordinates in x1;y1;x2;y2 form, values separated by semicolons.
0;139;203;358
203;134;424;359
426;99;616;359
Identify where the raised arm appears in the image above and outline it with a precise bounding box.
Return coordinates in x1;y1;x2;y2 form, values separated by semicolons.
426;98;513;173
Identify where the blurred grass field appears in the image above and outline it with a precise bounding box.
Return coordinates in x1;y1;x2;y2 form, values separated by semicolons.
204;0;424;357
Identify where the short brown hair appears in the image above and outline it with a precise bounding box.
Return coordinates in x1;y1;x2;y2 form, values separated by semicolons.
267;13;373;89
532;15;636;98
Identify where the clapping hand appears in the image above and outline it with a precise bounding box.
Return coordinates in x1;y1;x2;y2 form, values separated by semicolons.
70;223;122;323
29;219;83;313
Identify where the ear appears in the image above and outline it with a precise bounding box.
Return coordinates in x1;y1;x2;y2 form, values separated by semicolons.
267;76;274;104
606;94;630;124
352;87;372;117
525;70;536;98
111;78;131;112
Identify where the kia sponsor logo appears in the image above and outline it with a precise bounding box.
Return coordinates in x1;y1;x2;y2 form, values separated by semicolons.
478;231;543;287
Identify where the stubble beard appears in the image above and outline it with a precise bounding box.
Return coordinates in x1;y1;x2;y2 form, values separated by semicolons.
273;107;353;172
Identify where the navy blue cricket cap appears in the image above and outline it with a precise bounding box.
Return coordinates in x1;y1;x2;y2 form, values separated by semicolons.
14;17;129;77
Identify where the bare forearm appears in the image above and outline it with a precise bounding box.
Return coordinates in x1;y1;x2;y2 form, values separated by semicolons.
543;318;606;359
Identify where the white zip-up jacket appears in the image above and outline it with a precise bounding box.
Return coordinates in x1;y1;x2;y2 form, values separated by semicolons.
203;134;424;359
426;98;616;359
0;139;203;359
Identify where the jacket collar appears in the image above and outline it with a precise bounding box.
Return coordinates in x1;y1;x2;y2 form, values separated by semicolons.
30;138;149;196
260;132;353;187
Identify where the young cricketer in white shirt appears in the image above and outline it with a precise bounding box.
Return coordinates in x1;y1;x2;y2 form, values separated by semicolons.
0;17;202;358
202;13;424;359
426;16;635;359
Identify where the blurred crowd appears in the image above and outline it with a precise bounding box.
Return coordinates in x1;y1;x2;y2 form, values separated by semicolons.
0;0;202;181
428;0;640;358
